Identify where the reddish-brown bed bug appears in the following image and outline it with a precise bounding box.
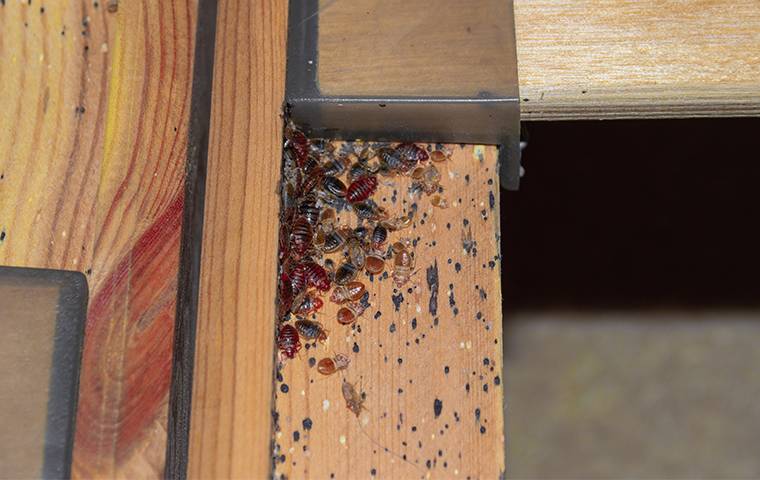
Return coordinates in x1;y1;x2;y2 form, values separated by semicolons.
336;301;368;325
395;142;429;170
334;262;359;285
292;294;323;316
278;272;295;315
303;261;331;292
299;166;324;196
364;255;385;275
295;319;328;342
322;175;347;198
346;175;378;204
329;281;366;304
289;217;313;256
278;324;301;359
430;149;448;163
342;379;367;417
285;127;310;168
317;353;351;375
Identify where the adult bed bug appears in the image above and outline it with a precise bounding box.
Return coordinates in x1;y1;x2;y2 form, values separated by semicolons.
278;324;301;359
295;319;328;342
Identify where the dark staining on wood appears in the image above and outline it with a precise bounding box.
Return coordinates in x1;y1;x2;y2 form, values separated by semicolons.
391;292;404;311
426;261;439;316
434;399;443;418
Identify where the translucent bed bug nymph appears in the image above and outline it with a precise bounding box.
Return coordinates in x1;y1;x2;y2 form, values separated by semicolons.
329;281;366;304
342;379;367;417
317;353;351;376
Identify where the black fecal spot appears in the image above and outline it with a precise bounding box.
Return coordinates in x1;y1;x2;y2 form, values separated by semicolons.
434;398;443;418
464;174;470;183
494;376;501;385
483;384;489;392
453;307;459;315
371;468;377;476
407;287;413;294
412;426;417;432
465;383;470;393
276;371;283;382
454;262;461;273
0;230;5;242
489;191;495;210
397;357;403;365
463;218;469;227
302;418;313;430
479;287;487;300
293;431;300;442
447;258;452;264
391;292;404;311
389;323;396;333
475;408;481;421
480;426;487;434
426;261;439;316
438;449;443;457
446;222;451;230
433;317;439;326
444;366;449;375
426;460;432;469
360;291;370;308
483;358;490;366
280;383;289;393
488;260;496;269
374;311;382;320
353;342;360;353
411;318;417;329
308;357;316;367
476;311;483;320
398;388;403;394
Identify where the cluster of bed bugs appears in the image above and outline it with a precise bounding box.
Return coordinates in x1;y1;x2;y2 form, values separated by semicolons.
276;122;449;415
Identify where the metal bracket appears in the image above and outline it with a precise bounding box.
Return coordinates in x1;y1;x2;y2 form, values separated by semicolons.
286;0;521;190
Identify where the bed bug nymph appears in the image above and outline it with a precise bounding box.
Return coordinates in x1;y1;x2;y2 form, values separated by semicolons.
292;293;323;316
342;379;367;417
329;281;365;304
336;301;369;325
317;353;351;375
278;324;301;359
346;175;378;204
295;319;328;343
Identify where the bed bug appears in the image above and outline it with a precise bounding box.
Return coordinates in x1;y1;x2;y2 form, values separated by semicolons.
336;301;368;325
346;175;378;204
278;324;301;359
377;147;405;173
381;211;414;231
353;225;370;243
285;127;310;168
319;207;337;227
392;246;415;287
371;224;388;248
323;157;351;177
278;272;294;317
317;353;351;375
329;281;365;304
342;379;367;417
289;216;313;256
431;194;449;209
347;238;366;269
295;319;328;342
322;175;347;198
322;229;347;254
334;262;359;285
346;162;369;184
299;165;324;196
278;223;290;261
303;261;331;291
297;197;321;227
430;149;449;163
364;255;385;275
292;294;324;316
353;201;388;222
395;142;429;170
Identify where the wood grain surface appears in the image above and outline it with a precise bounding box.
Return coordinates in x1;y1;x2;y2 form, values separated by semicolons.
0;1;196;477
314;0;759;119
273;144;506;479
186;1;289;478
515;0;760;119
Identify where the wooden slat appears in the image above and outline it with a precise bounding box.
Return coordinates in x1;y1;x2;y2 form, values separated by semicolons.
186;1;289;478
273;144;506;479
0;1;196;477
515;0;760;119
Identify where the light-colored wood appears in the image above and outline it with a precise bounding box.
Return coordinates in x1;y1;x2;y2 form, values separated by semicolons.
187;1;289;478
274;145;506;479
515;0;760;119
315;0;760;119
0;1;195;477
